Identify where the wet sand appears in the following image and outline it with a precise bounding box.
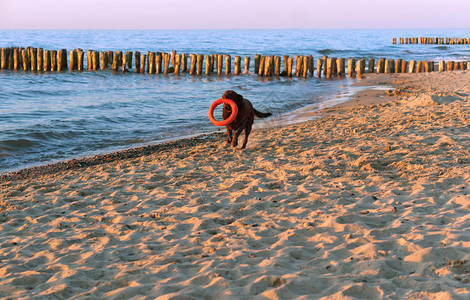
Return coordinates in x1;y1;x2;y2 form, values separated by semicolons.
1;71;470;299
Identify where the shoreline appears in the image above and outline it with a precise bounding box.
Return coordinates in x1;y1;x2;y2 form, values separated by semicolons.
1;71;470;299
0;76;392;183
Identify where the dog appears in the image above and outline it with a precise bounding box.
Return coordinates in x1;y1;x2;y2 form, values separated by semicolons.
221;90;272;149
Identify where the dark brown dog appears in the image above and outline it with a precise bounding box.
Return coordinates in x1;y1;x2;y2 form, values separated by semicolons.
222;90;272;149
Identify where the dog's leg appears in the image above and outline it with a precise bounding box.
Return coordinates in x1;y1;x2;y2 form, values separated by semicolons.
226;127;233;144
232;128;243;147
241;125;252;149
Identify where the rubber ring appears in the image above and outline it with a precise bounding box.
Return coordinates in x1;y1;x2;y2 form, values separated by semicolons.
208;98;238;126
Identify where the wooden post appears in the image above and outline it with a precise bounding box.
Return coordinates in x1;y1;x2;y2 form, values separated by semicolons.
244;56;250;73
224;55;231;75
156;52;162;74
50;50;57;71
189;54;196;75
140;54;146;73
42;50;50;71
395;59;402;73
21;49;28;71
316;58;323;78
90;51;97;71
196;54;204;75
234;56;241;75
347;58;355;77
57;49;66;71
326;57;334;79
174;54;181;75
112;52;118;71
258;56;265;76
416;61;422;73
368;58;375;73
287;57;293;77
274;56;280;76
87;50;93;70
263;56;270;76
215;54;222;75
408;60;416;73
68;49;75;71
163;52;170;74
100;52;106;70
376;58;385;73
30;48;37;71
308;55;314;76
0;48;7;69
295;55;302;77
181;53;188;72
438;61;445;72
302;56;308;78
205;55;211;75
401;61;408;74
125;51;132;70
134;51;141;72
336;58;345;77
170;50;176;69
322;55;328;77
37;48;43;72
423;61;430;72
12;48;19;70
148;52;155;74
254;54;260;74
283;55;289;73
356;59;364;77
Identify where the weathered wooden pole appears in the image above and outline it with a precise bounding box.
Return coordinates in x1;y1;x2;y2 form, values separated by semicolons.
395;59;402;73
21;49;29;71
37;48;43;72
140;54;146;73
57;49;66;71
368;58;375;73
87;50;93;70
163;52;170;74
30;48;37;71
234;56;241;75
196;54;204;75
286;57;293;77
11;48;18;70
302;56;309;78
50;50;57;71
90;51;97;71
416;61;422;73
68;49;75;71
326;57;334;79
156;52;162;74
112;52;119;71
100;52;107;70
43;50;50;71
258;56;265;76
283;55;289;73
205;55;211;75
125;51;132;70
295;55;302;77
408;60;416;73
274;56;280;76
181;53;188;72
387;59;395;73
322;55;328;77
308;55;314;76
336;58;345;77
254;54;260;74
133;51;141;73
376;58;385;73
401;61;408;74
347;58;355;77
224;55;231;75
244;56;250;73
148;52;155;74
189;54;196;75
174;54;181;75
438;61;445;72
316;58;323;78
0;48;7;69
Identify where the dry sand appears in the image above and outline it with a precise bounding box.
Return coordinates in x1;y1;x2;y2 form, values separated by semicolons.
1;71;470;299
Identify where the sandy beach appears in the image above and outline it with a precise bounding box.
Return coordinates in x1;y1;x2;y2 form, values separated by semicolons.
1;71;470;299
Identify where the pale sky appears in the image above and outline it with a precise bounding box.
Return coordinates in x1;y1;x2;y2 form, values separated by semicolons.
0;0;468;30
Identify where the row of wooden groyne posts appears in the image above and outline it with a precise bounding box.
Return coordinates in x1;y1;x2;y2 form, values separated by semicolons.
393;37;470;45
1;46;469;78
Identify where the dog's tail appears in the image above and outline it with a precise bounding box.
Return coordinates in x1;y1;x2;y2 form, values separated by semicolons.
254;109;272;118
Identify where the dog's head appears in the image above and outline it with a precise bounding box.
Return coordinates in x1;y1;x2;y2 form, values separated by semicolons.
222;90;243;105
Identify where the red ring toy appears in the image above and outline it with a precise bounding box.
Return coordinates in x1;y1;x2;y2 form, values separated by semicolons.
208;98;238;126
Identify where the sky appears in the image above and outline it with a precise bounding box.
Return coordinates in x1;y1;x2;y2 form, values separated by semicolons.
0;0;469;30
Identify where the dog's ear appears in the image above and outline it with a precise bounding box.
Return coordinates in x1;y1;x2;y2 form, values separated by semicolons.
237;93;243;102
